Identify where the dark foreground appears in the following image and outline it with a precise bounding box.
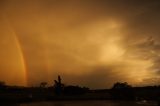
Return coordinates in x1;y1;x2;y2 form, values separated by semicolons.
0;100;158;106
0;77;160;105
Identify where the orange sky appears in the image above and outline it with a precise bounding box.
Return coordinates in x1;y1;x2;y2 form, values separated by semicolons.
0;0;160;88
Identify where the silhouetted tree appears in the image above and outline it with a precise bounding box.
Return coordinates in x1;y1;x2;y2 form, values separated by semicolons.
53;75;64;95
112;82;131;89
110;82;135;100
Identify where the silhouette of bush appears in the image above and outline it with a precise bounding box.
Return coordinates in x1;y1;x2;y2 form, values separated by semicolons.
110;82;135;100
0;81;6;90
40;82;47;88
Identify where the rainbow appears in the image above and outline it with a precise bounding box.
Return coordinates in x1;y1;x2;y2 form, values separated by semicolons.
6;18;28;86
13;34;28;86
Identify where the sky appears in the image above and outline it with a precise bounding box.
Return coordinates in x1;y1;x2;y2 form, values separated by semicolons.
0;0;160;89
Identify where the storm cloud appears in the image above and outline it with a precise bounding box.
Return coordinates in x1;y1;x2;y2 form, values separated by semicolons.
0;0;160;88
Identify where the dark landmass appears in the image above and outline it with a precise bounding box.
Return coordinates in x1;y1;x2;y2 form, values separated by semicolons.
0;76;160;105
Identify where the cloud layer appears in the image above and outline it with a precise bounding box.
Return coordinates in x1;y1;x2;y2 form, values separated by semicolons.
0;0;160;88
